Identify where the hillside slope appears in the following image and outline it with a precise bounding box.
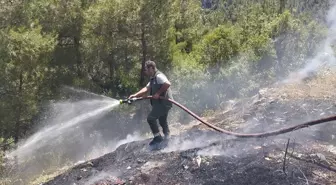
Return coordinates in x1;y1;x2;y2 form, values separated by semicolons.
43;70;336;185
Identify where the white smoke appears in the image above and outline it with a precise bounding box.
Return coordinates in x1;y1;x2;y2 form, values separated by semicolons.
285;2;336;83
162;133;223;153
86;132;144;160
163;2;336;156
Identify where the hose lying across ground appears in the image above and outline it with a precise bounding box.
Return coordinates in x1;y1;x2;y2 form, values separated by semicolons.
134;96;336;138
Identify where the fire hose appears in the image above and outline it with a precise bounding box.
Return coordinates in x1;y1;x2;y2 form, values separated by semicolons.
120;96;336;138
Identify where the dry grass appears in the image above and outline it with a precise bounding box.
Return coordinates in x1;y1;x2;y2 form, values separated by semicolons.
181;68;336;132
28;166;71;185
272;68;336;101
169;121;202;136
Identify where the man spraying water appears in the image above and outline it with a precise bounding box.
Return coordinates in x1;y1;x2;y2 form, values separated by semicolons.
128;60;173;148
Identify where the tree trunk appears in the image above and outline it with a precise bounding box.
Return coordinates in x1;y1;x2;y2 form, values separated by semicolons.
137;22;149;128
140;23;147;87
1;123;5;151
107;51;115;95
279;0;286;14
274;34;287;75
74;36;82;77
108;52;115;81
13;71;23;169
14;72;23;144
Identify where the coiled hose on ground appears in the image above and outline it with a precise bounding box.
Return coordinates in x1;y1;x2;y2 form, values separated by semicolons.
121;96;336;138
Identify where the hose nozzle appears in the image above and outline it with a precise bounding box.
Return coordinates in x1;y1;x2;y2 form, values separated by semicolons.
119;97;140;105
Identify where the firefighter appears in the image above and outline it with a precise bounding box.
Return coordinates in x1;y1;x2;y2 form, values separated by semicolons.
129;60;173;146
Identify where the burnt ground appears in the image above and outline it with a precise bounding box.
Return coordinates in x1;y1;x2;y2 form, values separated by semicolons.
42;129;336;185
43;73;336;185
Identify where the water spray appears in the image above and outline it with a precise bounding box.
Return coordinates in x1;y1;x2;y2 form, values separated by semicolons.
7;98;120;159
120;96;336;138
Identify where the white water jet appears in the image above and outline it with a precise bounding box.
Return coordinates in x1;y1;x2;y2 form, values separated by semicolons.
6;94;120;162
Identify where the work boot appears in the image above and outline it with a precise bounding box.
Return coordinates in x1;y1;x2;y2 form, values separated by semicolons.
149;135;163;146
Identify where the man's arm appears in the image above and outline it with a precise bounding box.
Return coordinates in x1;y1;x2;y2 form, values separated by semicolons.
154;81;171;97
153;73;171;98
129;86;149;98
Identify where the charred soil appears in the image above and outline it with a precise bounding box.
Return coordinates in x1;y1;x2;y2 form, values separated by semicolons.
43;72;336;185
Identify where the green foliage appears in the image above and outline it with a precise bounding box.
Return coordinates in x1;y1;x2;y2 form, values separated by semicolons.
0;0;329;139
0;0;332;183
80;0;141;95
200;24;243;66
25;0;83;32
0;25;57;140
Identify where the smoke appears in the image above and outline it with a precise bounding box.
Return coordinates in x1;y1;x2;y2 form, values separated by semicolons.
85;132;144;160
161;2;336;158
4;3;336;184
161;129;280;158
284;2;336;83
162;131;226;153
197;138;267;157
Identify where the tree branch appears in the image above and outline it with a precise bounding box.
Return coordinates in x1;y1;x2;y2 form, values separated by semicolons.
283;138;290;175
